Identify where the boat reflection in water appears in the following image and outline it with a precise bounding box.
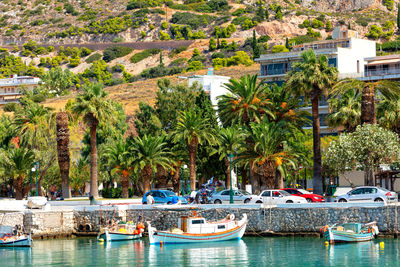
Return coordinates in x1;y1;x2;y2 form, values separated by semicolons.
149;239;248;266
103;239;145;265
326;241;384;266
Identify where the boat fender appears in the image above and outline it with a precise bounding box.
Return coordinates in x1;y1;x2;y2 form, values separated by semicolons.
368;228;371;233
229;214;235;221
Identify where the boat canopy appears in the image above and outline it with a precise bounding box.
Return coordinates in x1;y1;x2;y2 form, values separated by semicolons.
342;223;361;233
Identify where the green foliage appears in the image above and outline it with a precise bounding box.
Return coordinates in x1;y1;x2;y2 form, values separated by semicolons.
86;53;102;63
82;60;112;85
232;16;258;30
288;35;317;46
206;0;229;11
169;58;187;67
383;0;394;11
140;31;147;38
213;24;236;38
169;46;188;57
40;67;74;96
161;21;168;30
212;51;253;70
130;48;162;63
3;103;18;112
271;45;289;53
159;31;171;40
103;46;133;62
211;52;225;59
209;37;217;51
187;60;204;72
306;27;321;38
69;56;80;67
140;65;183;79
127;0;166;10
170;12;215;29
365;24;393;40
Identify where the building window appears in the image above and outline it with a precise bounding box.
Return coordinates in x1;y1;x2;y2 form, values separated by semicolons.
328;58;337;67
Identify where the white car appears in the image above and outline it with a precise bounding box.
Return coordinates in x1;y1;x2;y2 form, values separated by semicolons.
210;189;258;204
251;189;308;204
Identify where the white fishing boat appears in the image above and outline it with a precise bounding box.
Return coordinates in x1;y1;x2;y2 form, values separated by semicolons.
321;222;379;244
0;226;32;247
148;213;247;244
98;222;144;242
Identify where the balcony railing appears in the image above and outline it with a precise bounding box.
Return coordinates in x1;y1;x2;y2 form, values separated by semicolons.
338;68;400;80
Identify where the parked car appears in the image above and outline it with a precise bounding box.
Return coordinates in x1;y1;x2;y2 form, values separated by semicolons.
210;189;257;204
142;190;188;204
251;189;308;204
335;186;397;203
281;188;325;203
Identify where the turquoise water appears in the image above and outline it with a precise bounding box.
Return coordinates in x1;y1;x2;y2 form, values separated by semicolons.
1;237;399;267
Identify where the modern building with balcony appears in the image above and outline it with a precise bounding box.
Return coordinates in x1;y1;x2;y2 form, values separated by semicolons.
0;75;41;105
255;27;376;134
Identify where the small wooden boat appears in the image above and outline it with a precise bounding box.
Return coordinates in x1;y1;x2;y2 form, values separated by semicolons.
98;222;144;242
321;222;379;244
148;213;247;244
0;226;32;247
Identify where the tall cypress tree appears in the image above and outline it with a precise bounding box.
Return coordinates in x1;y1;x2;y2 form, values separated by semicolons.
159;51;163;65
252;29;260;59
397;3;400;32
285;37;290;50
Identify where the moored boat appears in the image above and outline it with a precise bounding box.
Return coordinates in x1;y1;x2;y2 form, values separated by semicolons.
148;213;247;244
98;221;144;242
0;226;32;247
321;222;379;244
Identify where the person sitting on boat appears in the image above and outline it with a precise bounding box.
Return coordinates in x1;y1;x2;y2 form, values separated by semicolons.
146;193;154;205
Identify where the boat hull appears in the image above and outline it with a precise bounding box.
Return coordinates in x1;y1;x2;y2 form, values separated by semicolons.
325;229;374;244
149;222;246;244
98;231;142;242
0;237;32;247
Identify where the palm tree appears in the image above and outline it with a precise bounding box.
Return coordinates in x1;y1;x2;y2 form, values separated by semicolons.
217;74;273;127
0;147;35;200
212;127;245;190
104;139;132;198
71;83;114;199
331;79;400;125
130;135;172;194
238;120;297;191
377;92;400;135
56;112;71;199
172;110;216;191
327;89;361;133
286;49;338;195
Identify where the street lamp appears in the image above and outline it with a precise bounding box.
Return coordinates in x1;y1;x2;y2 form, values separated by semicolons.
180;164;188;196
33;162;39;196
228;153;234;204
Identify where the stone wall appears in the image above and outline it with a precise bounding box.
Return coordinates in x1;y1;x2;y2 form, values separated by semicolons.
0;212;24;228
74;205;400;235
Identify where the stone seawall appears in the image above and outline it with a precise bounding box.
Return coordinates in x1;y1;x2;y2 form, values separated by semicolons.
1;205;399;239
74;205;400;236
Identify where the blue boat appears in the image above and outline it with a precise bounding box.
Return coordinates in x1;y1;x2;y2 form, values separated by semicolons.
321;222;379;244
0;226;32;247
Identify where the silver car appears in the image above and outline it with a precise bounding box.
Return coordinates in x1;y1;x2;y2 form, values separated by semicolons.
210;189;256;204
335;186;397;203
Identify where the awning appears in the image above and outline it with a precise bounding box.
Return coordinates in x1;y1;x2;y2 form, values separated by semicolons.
366;58;400;66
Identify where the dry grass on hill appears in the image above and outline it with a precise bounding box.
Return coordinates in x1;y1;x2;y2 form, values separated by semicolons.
42;64;259;116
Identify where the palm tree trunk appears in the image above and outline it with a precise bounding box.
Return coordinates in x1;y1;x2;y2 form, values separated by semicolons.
275;169;283;189
56;112;71;199
224;158;231;189
312;95;323;195
172;166;180;193
142;165;152;193
361;84;376;124
14;176;24;200
250;165;260;194
89;125;99;198
189;149;197;191
241;166;248;189
121;175;129;198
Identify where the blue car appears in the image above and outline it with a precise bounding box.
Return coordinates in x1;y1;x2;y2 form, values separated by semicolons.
142;190;188;205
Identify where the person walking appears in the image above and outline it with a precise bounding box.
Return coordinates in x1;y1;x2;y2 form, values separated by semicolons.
146;193;154;205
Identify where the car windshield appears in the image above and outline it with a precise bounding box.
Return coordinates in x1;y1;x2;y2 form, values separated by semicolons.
298;189;309;194
163;191;176;197
278;190;291;196
240;190;250;195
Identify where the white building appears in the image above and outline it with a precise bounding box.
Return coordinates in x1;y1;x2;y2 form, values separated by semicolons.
255;27;376;134
0;74;41;105
187;68;231;108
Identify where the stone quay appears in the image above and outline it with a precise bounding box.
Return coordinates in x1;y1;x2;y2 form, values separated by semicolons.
1;203;400;239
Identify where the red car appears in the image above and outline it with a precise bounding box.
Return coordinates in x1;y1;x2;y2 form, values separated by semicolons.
281;188;325;203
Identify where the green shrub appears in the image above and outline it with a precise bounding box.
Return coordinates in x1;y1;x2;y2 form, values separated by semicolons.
232;8;245;16
169;58;187;66
113;37;124;43
366;25;383;40
112;64;125;72
130;48;162;63
69;57;80;67
103;46;133;62
161;21;168;30
169;46;188;57
32;93;47;103
140;31;147;38
211;52;225;59
170;12;215;29
140;65;183;78
356;17;370;27
383;0;394;11
186;60;204;71
209;37;217;51
159;31;171;40
3;102;18;112
271;45;289;53
80;47;93;57
206;0;229;11
23;40;38;52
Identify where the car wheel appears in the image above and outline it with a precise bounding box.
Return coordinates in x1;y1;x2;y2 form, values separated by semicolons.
374;198;384;202
143;202;147;205
306;198;313;203
286;200;293;203
256;200;262;204
214;199;222;204
338;199;347;203
244;199;250;203
167;201;171;205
